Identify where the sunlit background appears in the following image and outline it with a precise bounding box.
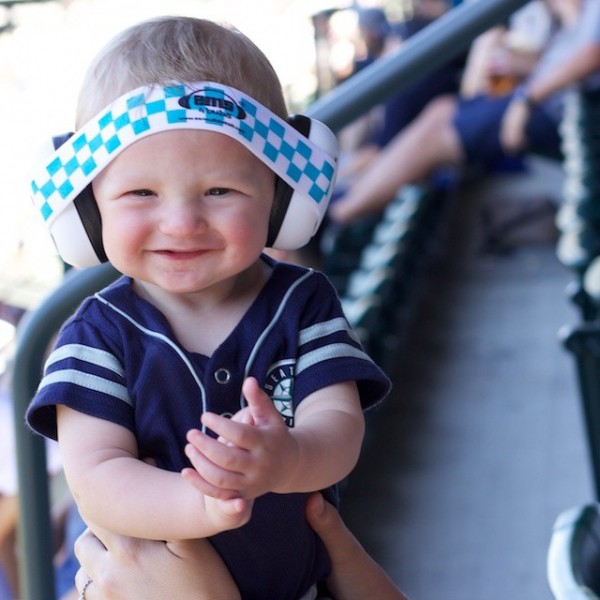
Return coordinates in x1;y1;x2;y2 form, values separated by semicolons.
0;0;416;313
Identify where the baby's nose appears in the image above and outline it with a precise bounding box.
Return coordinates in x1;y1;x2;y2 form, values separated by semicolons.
159;201;208;236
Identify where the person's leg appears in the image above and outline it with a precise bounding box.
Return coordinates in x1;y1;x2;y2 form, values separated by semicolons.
330;94;464;224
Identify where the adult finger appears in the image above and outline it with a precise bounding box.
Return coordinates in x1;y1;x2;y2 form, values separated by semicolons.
305;493;408;600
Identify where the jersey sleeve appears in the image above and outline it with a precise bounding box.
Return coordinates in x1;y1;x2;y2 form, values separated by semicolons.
293;270;392;410
26;303;135;441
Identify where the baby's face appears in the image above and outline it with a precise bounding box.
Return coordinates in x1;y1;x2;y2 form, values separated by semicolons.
92;129;275;297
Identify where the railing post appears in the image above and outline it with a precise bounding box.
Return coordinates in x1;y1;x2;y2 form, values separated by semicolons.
12;312;57;600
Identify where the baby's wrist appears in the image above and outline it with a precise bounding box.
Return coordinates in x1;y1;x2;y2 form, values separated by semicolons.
205;496;252;533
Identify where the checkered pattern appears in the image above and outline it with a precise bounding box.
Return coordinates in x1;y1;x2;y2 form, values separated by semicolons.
31;82;338;225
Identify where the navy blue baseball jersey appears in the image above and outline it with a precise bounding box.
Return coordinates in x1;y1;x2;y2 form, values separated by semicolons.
27;256;391;600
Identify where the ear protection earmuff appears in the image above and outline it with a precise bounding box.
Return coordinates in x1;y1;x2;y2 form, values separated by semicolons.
268;114;338;250
32;82;339;268
48;133;108;267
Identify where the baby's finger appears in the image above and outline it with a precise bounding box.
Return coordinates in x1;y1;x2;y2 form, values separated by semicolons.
195;416;257;452
183;440;246;491
181;466;240;499
242;377;281;426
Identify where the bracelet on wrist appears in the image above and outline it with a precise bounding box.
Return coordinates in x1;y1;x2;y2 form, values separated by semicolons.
513;85;537;109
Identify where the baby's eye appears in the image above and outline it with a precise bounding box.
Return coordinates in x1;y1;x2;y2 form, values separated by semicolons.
130;189;155;197
206;187;230;197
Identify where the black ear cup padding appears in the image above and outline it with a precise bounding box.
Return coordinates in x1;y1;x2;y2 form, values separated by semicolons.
52;132;74;150
287;114;311;137
267;177;294;247
73;185;108;263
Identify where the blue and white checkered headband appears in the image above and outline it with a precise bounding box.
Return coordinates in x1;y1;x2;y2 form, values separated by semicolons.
31;81;338;227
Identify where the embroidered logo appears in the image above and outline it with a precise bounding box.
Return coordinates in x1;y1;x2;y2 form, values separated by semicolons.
264;359;295;427
178;86;247;120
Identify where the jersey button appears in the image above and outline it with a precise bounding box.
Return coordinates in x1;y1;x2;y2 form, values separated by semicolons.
214;368;231;384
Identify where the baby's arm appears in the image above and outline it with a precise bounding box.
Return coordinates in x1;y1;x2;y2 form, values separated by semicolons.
56;405;252;541
183;377;364;499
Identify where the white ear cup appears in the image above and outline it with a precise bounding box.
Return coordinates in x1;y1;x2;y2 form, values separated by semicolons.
38;134;105;268
49;201;102;268
269;118;339;251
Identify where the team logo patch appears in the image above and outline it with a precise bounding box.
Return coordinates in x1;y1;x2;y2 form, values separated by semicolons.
264;360;295;427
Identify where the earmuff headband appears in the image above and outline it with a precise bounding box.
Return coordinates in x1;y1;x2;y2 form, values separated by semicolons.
31;81;337;228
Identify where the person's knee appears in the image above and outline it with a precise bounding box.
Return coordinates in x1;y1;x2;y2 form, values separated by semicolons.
408;95;462;164
419;94;457;127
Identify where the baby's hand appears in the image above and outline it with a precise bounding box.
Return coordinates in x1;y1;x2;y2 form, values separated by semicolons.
181;386;253;500
183;377;299;499
181;404;255;534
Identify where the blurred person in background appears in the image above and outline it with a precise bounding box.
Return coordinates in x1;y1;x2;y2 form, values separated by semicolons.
330;0;600;225
337;2;463;185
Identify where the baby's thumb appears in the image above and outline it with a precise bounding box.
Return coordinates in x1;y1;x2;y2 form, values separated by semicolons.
242;377;279;425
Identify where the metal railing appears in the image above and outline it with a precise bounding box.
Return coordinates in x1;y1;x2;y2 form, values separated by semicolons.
11;263;119;600
11;1;529;597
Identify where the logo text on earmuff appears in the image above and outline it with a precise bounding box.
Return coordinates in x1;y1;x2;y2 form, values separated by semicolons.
178;88;247;120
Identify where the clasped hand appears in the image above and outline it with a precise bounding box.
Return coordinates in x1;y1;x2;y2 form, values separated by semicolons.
182;377;300;503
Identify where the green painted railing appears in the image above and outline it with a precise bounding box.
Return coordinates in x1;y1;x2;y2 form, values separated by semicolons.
11;264;119;600
11;1;529;597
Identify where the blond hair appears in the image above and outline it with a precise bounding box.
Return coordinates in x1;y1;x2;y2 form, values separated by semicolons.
75;16;288;127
